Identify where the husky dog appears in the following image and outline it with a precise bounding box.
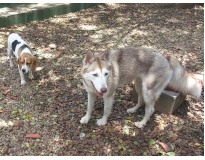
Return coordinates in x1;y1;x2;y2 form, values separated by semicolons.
80;47;202;128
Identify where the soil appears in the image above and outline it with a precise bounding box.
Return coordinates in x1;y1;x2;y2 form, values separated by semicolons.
0;4;204;156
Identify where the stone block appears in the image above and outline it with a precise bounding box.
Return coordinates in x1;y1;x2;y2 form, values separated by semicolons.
0;3;102;27
131;87;186;115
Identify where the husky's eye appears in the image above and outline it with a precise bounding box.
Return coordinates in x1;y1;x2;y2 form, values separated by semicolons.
105;73;108;76
93;74;98;77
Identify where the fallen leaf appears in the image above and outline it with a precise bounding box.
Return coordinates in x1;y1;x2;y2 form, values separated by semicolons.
133;141;139;146
172;134;178;141
79;132;85;139
31;144;37;150
0;86;6;91
10;25;15;29
122;125;132;135
118;145;126;151
91;134;96;138
51;114;58;118
107;128;113;133
12;110;18;115
89;150;95;153
10;96;17;100
125;119;131;124
158;142;171;152
43;121;48;125
43;48;50;51
167;152;175;156
174;119;178;124
57;47;64;51
30;141;34;147
23;115;28;120
27;114;33;119
157;123;165;130
3;89;10;95
13;121;20;127
47;98;52;102
55;51;63;58
49;43;57;49
194;143;201;146
25;142;30;148
149;139;155;145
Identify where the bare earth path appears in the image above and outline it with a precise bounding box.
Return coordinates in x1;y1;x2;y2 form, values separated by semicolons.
0;4;204;156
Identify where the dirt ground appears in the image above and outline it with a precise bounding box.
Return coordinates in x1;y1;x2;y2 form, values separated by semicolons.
0;4;204;156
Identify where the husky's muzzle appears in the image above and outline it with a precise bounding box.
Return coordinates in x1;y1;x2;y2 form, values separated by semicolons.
91;81;107;98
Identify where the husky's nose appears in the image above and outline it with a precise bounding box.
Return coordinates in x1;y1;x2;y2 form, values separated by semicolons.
22;69;26;73
100;87;107;93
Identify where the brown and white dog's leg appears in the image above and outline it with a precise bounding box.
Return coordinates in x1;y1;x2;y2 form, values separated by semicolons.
29;71;34;79
19;69;26;85
7;47;14;68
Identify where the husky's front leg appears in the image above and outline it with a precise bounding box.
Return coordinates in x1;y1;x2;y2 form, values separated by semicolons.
134;102;155;128
80;92;96;124
97;95;114;126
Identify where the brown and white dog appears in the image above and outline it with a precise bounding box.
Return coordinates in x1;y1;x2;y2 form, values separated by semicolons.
7;33;37;85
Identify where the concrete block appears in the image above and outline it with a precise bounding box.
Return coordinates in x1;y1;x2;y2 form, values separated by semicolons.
131;87;186;115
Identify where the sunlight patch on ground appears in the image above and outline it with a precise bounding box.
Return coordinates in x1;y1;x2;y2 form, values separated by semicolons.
166;17;180;23
67;12;78;19
0;55;9;63
47;135;68;154
0;7;17;16
106;3;121;9
38;52;54;59
36;66;44;71
0;119;13;128
135;30;148;36
80;24;97;30
49;18;66;24
89;34;103;43
48;70;62;82
97;28;117;36
182;30;189;35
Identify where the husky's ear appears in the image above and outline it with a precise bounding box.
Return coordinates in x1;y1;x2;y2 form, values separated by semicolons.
102;49;111;62
83;51;95;65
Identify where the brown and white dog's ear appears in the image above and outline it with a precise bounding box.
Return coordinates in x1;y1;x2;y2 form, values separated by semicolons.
31;56;37;72
102;49;111;62
83;51;95;65
17;57;22;64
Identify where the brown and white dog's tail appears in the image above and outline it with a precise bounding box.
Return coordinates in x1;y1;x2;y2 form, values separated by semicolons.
166;56;202;99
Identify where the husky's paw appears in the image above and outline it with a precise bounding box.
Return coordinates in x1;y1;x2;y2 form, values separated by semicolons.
134;121;145;128
21;81;26;85
97;118;107;126
80;116;90;124
127;107;137;113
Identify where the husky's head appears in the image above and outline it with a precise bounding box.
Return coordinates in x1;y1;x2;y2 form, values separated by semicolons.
81;50;112;98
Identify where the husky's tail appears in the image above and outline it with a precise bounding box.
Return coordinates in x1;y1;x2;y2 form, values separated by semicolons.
166;56;202;99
